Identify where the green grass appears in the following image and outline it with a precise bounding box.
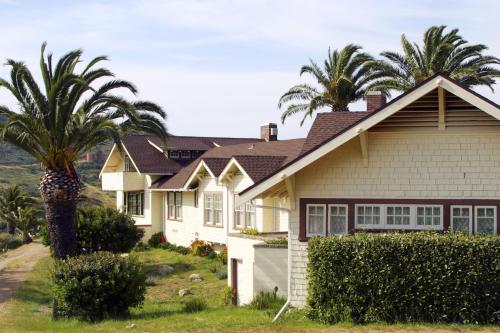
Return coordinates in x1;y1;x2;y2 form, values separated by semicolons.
1;249;499;333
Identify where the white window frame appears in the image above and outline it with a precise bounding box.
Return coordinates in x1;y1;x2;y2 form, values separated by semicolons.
204;192;223;227
355;204;444;230
181;151;191;159
167;192;182;221
327;204;348;235
474;206;497;235
169;150;180;159
306;204;327;237
450;205;473;235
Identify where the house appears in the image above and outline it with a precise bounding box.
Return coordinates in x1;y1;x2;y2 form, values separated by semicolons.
101;73;500;307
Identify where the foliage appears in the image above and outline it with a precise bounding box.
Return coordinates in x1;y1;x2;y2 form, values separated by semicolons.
148;232;167;248
190;239;213;257
307;232;500;324
0;232;23;252
0;185;35;235
264;238;288;245
182;297;207;313
52;251;146;322
16;206;43;243
249;289;285;311
133;241;150;252
240;228;259;236
42;207;143;254
278;45;387;125
217;245;228;265
210;264;228;280
370;25;500;92
158;241;190;255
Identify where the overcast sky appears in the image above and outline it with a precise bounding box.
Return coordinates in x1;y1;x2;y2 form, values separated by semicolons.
0;0;499;139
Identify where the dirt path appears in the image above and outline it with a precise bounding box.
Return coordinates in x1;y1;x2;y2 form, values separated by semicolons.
0;241;49;311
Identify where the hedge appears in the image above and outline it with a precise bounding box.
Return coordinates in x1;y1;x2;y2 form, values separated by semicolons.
307;232;500;324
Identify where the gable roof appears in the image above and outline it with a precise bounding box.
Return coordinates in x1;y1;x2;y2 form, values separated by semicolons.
236;73;500;205
152;138;305;190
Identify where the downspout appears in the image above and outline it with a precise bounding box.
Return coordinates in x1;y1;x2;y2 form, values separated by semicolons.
272;204;292;322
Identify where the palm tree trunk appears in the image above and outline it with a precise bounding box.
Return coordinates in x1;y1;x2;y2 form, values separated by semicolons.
7;220;16;235
39;168;81;259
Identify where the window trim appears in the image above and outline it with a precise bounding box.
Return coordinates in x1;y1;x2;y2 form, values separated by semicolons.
181;151;191;159
328;204;348;235
167;192;182;221
169;150;180;159
204;192;223;228
306;204;327;237
233;198;256;230
474;206;497;235
451;205;473;235
124;191;144;217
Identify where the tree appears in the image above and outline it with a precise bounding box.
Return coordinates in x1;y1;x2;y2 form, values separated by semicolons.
0;185;31;235
0;43;168;259
278;45;386;125
16;206;42;244
370;25;500;92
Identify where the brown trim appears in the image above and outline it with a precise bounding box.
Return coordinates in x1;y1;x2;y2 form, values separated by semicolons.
239;73;500;197
299;198;500;241
230;258;238;305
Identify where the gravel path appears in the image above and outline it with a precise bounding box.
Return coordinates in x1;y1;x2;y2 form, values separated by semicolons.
0;241;49;311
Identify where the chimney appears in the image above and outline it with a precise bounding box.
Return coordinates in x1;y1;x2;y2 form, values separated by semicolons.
260;123;278;142
366;91;386;112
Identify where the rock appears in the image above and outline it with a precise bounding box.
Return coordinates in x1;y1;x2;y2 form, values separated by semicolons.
189;273;203;282
156;265;174;276
125;323;136;329
179;289;190;297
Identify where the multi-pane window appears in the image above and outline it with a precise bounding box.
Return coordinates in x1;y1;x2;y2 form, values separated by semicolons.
451;206;472;234
124;155;136;172
124;192;144;216
235;204;244;229
245;201;256;229
306;204;326;237
386;206;411;226
356;205;381;226
234;200;256;229
417;206;442;227
167;192;182;220
475;206;496;234
181;151;191;159
169;150;180;159
204;192;223;226
194;190;198;208
328;205;347;235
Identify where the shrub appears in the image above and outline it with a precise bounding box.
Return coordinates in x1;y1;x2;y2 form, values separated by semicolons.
42;207;144;254
158;242;189;255
190;239;213;257
215;267;228;280
148;232;166;248
0;233;22;252
183;297;207;313
307;232;500;325
133;241;150;252
53;251;146;322
265;238;288;245
249;289;284;310
217;246;228;264
240;228;259;236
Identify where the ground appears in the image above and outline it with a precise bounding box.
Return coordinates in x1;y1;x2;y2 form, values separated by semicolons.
0;247;499;332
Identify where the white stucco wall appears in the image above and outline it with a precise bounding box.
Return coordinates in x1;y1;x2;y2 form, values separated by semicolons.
289;130;500;307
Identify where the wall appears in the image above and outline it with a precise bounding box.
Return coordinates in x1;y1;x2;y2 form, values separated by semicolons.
253;245;288;299
289;130;500;307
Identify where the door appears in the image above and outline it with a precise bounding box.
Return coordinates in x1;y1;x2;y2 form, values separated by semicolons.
230;258;238;305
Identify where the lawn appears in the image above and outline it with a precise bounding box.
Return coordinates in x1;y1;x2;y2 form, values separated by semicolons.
1;248;499;333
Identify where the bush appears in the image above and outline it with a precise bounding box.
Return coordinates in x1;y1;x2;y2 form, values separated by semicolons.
190;239;213;257
249;289;284;310
217;246;228;265
240;228;259;236
42;207;144;254
53;251;146;322
183;297;207;313
158;242;189;255
0;233;22;252
133;241;150;252
307;232;500;324
148;232;166;248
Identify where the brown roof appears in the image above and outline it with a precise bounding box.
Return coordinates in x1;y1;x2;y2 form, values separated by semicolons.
301;111;367;153
148;135;263;150
154;139;305;190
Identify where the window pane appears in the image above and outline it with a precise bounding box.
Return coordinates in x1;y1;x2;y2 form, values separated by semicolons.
477;218;495;234
329;206;347;235
453;217;469;233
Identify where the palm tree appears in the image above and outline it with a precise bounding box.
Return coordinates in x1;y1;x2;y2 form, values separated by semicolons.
0;43;168;259
278;44;386;125
370;25;500;92
0;185;31;235
16;206;42;244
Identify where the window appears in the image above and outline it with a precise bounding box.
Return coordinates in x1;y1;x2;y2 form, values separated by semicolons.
234;200;256;229
124;155;136;172
356;205;381;227
328;205;347;235
124;192;144;216
181;151;191;159
475;206;496;234
355;204;443;230
204;192;223;226
169;150;179;159
416;206;442;228
306;204;326;237
194;190;198;208
167;192;182;220
451;206;472;234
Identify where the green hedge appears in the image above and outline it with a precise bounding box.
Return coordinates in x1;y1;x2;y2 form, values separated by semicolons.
53;251;146;321
307;232;500;324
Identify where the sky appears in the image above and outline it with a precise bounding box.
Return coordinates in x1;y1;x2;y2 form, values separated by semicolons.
0;0;499;139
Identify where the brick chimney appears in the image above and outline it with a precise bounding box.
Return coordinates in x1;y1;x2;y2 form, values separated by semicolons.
260;123;278;142
366;91;386;112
